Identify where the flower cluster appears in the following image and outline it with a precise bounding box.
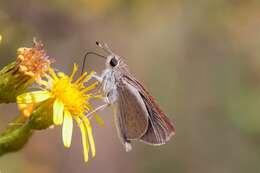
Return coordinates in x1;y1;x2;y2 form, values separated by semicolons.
0;37;103;162
0;38;52;103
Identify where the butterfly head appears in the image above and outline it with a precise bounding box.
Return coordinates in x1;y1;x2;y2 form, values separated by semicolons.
95;41;122;69
106;54;120;69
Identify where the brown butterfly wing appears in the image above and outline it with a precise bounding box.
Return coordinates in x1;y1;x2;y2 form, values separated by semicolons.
123;74;175;145
116;80;149;140
115;58;175;146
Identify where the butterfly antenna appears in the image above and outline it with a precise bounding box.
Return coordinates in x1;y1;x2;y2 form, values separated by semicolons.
96;41;114;55
81;51;106;75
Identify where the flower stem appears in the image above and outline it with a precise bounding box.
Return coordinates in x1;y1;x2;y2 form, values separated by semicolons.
0;116;33;156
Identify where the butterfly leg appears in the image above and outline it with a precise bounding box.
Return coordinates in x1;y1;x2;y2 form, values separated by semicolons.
93;73;103;82
93;69;110;82
85;93;112;119
93;71;111;95
86;102;109;119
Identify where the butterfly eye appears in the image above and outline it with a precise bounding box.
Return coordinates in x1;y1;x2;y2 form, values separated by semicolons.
110;57;118;67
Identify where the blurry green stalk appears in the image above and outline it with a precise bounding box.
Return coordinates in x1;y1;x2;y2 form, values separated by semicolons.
0;101;53;156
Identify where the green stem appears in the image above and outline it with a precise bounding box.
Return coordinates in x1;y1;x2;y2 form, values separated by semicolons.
0;102;53;156
0;116;33;156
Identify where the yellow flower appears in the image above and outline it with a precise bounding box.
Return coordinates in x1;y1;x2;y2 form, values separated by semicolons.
17;64;101;162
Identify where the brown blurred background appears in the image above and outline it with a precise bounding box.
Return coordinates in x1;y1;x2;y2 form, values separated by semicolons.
1;0;260;173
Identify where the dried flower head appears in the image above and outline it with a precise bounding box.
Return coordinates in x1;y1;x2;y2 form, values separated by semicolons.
16;38;52;81
0;38;53;103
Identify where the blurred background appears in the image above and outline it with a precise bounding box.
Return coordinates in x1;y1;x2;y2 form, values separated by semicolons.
0;0;260;172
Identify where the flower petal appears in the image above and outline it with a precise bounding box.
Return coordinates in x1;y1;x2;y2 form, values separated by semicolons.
17;91;50;104
48;68;58;80
93;114;104;126
87;105;104;126
18;103;34;117
82;81;99;93
62;111;73;148
74;72;88;84
36;78;49;87
83;117;96;157
53;99;64;125
75;117;89;162
70;64;78;80
83;71;95;83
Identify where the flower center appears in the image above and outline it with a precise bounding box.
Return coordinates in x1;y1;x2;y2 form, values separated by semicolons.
51;77;87;116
